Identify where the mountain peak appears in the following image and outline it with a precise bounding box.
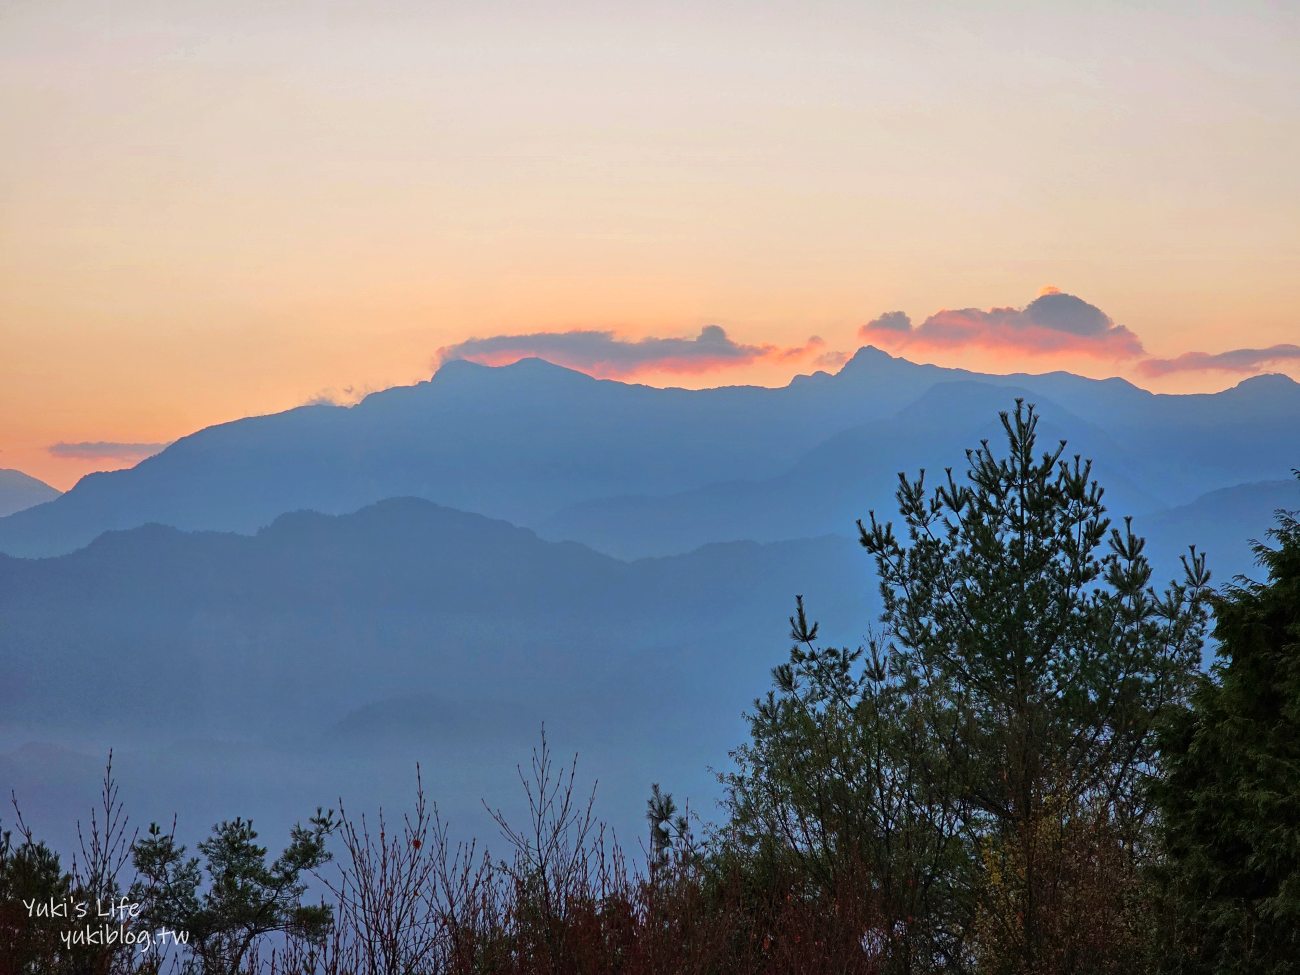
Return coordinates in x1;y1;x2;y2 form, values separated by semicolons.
1231;372;1298;391
837;345;904;373
432;355;598;387
0;468;61;518
1218;372;1300;407
0;468;57;491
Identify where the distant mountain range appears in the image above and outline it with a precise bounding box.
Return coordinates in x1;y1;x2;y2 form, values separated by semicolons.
0;468;59;518
0;498;869;741
2;347;1298;560
2;348;1297;850
0;498;869;847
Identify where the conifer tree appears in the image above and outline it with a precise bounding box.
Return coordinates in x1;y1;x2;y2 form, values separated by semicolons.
1157;500;1300;974
725;401;1210;973
131;811;336;975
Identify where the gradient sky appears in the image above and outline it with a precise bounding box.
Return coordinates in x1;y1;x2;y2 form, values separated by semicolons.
3;1;1298;489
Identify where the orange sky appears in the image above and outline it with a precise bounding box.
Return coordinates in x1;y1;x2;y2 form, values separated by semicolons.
2;2;1298;490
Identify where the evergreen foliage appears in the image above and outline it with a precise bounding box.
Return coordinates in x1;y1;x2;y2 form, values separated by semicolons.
1157;500;1300;973
131;812;336;974
0;827;73;974
724;401;1211;972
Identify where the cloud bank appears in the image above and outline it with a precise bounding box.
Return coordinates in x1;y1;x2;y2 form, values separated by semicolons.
860;292;1146;360
436;325;827;378
48;442;170;462
859;290;1300;383
1138;344;1300;377
430;291;1295;389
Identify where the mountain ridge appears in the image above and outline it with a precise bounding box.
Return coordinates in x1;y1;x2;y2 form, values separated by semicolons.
0;468;61;518
2;348;1297;558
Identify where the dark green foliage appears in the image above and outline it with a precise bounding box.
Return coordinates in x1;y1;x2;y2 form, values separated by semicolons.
645;784;689;870
724;594;970;969
1157;502;1300;973
130;812;336;975
1;759;141;975
0;826;74;975
725;401;1211;973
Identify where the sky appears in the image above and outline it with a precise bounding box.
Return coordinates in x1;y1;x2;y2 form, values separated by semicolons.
2;0;1298;489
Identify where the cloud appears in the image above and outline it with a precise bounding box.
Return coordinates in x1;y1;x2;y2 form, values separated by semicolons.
813;349;850;370
47;441;170;462
436;325;829;378
859;291;1145;360
431;293;1293;388
863;311;912;333
303;384;372;407
1137;344;1300;377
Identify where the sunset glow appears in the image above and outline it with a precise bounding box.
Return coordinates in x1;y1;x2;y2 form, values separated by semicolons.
3;2;1298;489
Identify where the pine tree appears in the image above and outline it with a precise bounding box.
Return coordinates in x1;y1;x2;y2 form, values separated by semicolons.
725;401;1211;973
131;811;336;974
1157;500;1300;974
0;826;74;974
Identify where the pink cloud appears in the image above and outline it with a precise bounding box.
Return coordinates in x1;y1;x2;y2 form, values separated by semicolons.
813;349;850;370
1137;344;1300;377
860;292;1145;360
434;292;1292;388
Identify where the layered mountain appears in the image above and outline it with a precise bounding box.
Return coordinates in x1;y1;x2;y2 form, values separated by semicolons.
0;498;870;740
0;468;60;518
541;381;1169;558
1142;479;1300;577
4;348;1297;559
0;498;868;844
0;352;929;557
1;478;1291;851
